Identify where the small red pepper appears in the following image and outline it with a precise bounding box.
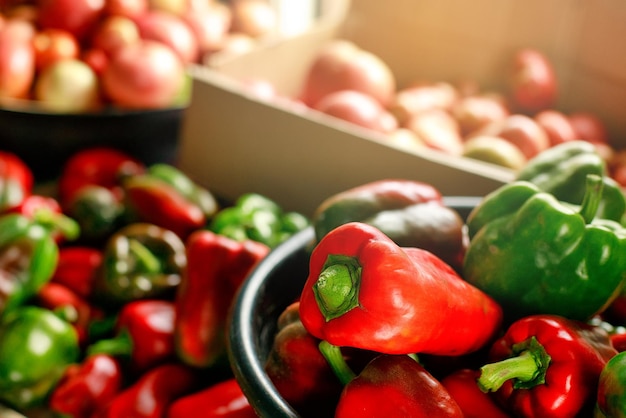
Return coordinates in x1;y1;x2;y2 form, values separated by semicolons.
440;369;511;418
299;222;503;356
332;353;464;418
58;147;146;208
51;246;103;299
87;299;177;374
264;302;344;417
35;282;103;346
477;314;618;418
48;353;123;418
95;362;202;418
0;150;33;212
174;230;270;368
166;378;257;418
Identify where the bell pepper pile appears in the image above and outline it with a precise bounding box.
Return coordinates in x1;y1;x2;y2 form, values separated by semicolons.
0;147;310;416
260;145;626;418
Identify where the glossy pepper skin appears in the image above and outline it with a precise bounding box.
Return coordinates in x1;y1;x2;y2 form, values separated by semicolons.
299;222;502;356
516;140;626;222
210;192;310;248
464;174;626;323
440;369;511;418
87;299;176;374
51;246;103;299
333;354;464;418
48;354;123;418
0;306;80;411
95;362;202;418
312;179;467;271
123;163;219;239
596;350;626;417
478;314;618;418
94;222;187;306
264;302;344;417
0;213;60;315
0;150;34;213
58;147;146;209
175;230;269;368
167;378;257;418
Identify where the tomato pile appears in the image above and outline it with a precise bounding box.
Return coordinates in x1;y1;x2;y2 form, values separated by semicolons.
0;147;310;417
0;0;277;111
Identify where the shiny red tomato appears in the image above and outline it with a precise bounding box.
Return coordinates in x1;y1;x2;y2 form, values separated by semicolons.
101;39;186;109
0;18;36;99
509;48;558;113
37;0;106;42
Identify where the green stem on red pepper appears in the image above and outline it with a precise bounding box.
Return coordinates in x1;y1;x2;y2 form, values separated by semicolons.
318;340;356;385
477;336;551;392
313;255;362;321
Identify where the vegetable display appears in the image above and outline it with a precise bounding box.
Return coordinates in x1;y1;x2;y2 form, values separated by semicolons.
0;147;309;416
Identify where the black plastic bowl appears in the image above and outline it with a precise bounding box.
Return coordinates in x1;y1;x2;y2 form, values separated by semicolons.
227;196;482;418
0;105;185;182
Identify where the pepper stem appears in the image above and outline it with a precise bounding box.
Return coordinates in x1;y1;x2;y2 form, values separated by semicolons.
313;254;361;321
319;340;356;385
579;174;604;224
86;329;133;359
33;208;81;241
128;239;162;273
477;336;551;393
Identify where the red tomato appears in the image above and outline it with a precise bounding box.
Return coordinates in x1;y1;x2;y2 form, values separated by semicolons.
134;10;199;64
81;47;108;76
534;109;577;146
37;0;105;42
0;18;35;99
101;39;185;109
509;48;558;113
568;111;609;144
90;15;140;57
32;28;80;71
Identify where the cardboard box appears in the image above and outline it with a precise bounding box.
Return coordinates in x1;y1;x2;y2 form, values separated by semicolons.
178;0;625;216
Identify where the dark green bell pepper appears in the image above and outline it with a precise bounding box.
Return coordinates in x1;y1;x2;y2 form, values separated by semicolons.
94;222;187;307
312;179;467;271
464;174;626;323
516;140;626;223
0;213;59;316
0;306;79;411
209;193;309;248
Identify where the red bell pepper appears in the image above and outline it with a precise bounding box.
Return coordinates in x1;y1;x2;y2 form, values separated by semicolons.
7;194;80;242
166;378;257;418
0;150;33;212
95;362;202;418
87;299;177;374
477;314;618;418
264;302;344;417
51;246;103;299
122;163;219;239
299;222;503;355
440;369;511;418
174;230;270;368
331;353;464;417
48;353;123;418
35;282;102;346
58;147;146;208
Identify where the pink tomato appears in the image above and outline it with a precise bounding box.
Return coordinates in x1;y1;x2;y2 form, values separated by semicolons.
134;10;199;64
568;111;609;144
101;39;185;109
90;15;140;57
509;48;558;114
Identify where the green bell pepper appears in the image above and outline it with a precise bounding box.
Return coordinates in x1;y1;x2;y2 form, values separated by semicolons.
93;222;187;307
596;350;626;417
209;193;309;248
516;140;626;223
0;213;59;316
464;174;626;323
0;306;79;411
